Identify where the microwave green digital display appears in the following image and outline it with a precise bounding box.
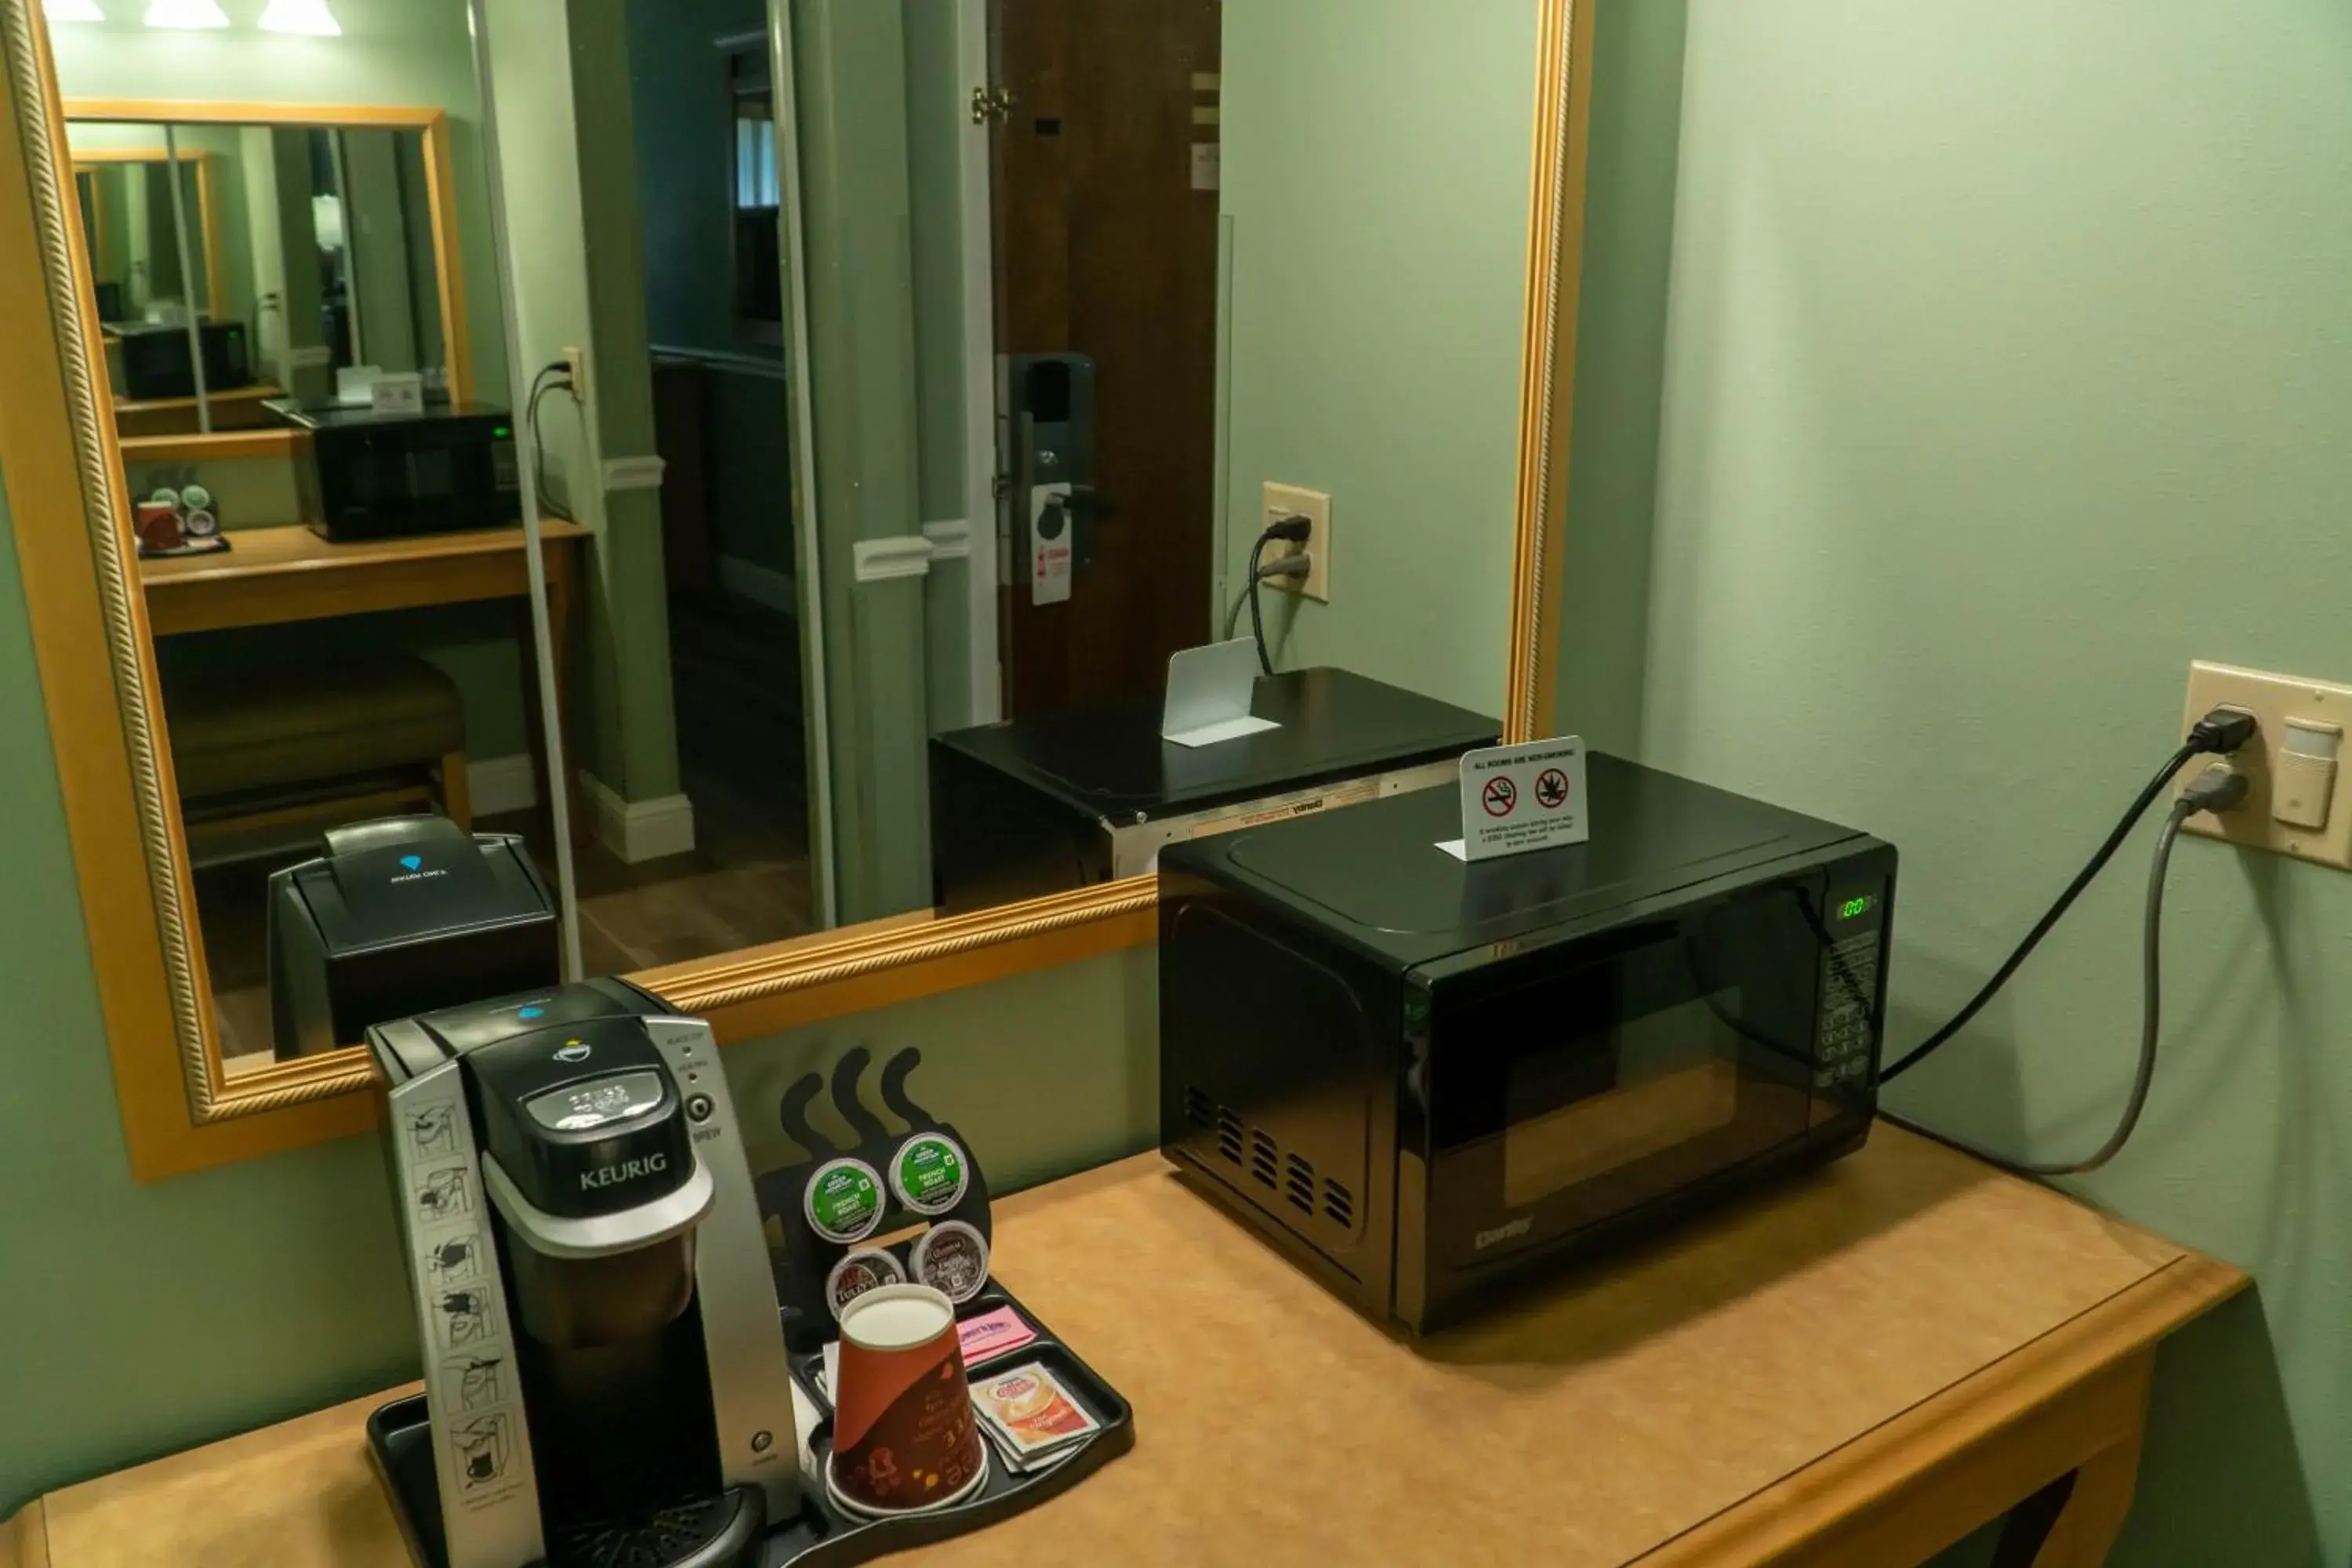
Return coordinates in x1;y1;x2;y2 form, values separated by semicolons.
1836;894;1877;922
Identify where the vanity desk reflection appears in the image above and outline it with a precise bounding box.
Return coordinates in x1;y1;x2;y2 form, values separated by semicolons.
1;1125;2243;1568
139;520;593;843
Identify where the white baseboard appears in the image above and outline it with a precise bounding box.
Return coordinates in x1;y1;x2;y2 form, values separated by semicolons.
466;753;539;818
583;773;699;864
717;554;797;615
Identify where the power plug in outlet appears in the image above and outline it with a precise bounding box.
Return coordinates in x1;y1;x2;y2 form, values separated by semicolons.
558;346;589;406
1262;482;1330;603
2181;659;2352;869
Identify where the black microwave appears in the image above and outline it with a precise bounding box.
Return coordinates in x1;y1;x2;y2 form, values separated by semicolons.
111;320;253;401
267;401;521;542
1159;752;1895;1334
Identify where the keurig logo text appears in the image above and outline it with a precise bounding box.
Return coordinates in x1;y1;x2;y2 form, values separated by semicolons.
581;1152;669;1191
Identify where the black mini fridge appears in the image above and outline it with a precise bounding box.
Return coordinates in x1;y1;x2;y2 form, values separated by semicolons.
930;667;1498;913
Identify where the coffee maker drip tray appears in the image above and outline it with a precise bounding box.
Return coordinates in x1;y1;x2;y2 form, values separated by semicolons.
370;1414;763;1567
368;1275;1135;1568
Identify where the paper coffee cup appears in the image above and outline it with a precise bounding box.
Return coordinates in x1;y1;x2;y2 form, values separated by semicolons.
828;1284;988;1517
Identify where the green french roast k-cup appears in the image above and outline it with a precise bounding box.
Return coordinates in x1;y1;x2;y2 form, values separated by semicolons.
804;1156;885;1244
889;1133;970;1216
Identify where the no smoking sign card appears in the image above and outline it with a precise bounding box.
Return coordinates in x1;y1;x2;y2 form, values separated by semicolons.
1443;737;1591;862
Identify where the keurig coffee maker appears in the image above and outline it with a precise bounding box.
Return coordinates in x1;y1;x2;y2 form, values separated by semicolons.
367;978;800;1568
267;817;561;1061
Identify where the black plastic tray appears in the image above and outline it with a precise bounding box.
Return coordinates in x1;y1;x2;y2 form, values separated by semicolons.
367;1284;1132;1568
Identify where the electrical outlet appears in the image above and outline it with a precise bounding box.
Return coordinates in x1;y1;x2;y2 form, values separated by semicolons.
558;346;588;405
1261;482;1330;604
2180;660;2352;869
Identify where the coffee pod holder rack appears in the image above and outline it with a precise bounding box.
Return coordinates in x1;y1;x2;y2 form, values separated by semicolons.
750;1047;1135;1568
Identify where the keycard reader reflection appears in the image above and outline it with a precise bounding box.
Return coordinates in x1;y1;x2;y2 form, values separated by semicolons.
1001;353;1096;605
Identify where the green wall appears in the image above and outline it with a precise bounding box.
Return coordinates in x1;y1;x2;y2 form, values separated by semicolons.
1562;2;2349;1561
0;399;1154;1507
1217;0;1537;721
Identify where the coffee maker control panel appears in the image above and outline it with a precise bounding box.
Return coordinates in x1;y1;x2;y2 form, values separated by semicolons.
470;1017;696;1221
524;1069;666;1132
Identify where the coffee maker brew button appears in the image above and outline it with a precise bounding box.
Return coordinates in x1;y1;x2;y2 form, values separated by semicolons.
687;1093;717;1123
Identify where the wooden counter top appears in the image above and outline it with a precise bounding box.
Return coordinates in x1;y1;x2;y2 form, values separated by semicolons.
6;1124;2242;1566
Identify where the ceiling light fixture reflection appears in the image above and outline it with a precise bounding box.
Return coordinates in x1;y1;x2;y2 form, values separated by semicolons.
258;0;340;34
45;0;107;23
143;0;229;27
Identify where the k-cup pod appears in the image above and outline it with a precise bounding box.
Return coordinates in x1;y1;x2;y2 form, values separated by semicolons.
179;484;213;512
889;1132;970;1216
183;509;221;539
826;1247;906;1322
909;1220;989;1305
804;1156;885;1244
828;1284;988;1517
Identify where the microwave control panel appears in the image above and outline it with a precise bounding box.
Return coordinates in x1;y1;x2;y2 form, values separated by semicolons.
1815;891;1885;1088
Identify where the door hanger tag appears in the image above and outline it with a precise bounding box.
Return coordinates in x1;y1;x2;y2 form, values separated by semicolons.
1030;482;1073;605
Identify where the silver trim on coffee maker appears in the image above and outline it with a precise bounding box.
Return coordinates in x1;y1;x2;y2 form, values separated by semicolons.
480;1149;716;1259
641;1014;804;1526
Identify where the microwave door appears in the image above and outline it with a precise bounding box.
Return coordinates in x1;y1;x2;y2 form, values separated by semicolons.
1422;884;1830;1281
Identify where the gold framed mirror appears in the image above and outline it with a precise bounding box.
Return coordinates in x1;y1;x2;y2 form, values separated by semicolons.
0;0;1592;1180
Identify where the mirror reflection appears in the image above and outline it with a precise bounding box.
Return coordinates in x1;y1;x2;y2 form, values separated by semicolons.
48;5;567;1083
69;118;461;448
477;0;1523;989
42;0;1540;1107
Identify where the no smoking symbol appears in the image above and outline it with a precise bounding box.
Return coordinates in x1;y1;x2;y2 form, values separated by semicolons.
1535;769;1571;810
1482;777;1519;818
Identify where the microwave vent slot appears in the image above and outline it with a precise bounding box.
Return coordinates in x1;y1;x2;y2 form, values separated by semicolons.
1176;1080;1359;1245
1284;1152;1316;1214
1250;1128;1279;1189
1214;1102;1244;1165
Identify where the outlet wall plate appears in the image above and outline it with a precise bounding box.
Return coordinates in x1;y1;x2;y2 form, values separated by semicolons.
1261;482;1330;603
2180;660;2352;869
559;345;589;406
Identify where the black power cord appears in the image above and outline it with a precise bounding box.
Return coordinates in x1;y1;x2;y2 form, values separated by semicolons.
1945;763;2246;1177
1882;706;2258;1084
524;362;577;524
1221;514;1316;676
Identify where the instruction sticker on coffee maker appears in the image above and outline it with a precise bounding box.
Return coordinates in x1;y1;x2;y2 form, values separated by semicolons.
1440;737;1591;862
